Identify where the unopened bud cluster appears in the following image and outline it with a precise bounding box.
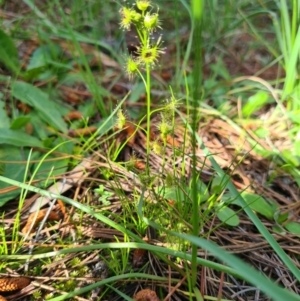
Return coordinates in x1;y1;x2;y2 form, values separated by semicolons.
120;0;164;79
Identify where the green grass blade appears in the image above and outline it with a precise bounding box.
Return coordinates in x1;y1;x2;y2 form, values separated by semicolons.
194;133;300;282
168;232;300;301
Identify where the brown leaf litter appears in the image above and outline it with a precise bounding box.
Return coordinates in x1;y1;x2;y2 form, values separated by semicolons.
0;7;298;300
1;110;299;300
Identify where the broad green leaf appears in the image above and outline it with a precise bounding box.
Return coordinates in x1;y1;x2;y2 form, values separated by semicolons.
0;162;4;175
274;211;288;224
0;146;29;206
129;82;146;104
217;206;240;226
241;192;274;220
26;45;60;70
272;225;285;234
10;116;31;129
254;127;270;139
195;179;210;203
156;185;186;203
210;57;231;80
0;100;10;128
0;29;20;74
0;74;12;82
211;175;230;194
284;222;300;235
32;138;73;187
242;91;269;117
281;149;299;167
25;44;70;81
156;180;210;204
29;112;51;140
22;66;47;81
0;128;43;147
33;155;69;188
222;193;238;205
11;81;67;133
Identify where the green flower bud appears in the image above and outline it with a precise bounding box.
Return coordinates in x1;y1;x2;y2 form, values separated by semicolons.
119;7;134;30
144;12;160;31
116;109;126;129
158;120;171;140
136;0;151;11
131;11;142;22
137;36;164;66
125;56;139;79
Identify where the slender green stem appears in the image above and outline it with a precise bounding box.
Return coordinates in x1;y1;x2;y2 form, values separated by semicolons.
191;0;204;289
146;63;151;173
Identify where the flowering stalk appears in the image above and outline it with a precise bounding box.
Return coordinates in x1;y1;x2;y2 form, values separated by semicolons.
119;0;164;174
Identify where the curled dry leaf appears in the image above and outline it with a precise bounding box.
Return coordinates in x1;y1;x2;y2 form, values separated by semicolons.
68;126;97;137
160;70;171;81
60;90;83;104
149;129;157;141
112;84;127;94
117;121;180;151
22;208;63;234
132;248;147;267
30;157;93;212
166;134;180;148
115;121;137;147
64;110;83;121
123;122;137;147
57;199;68;220
150;129;180;148
134;289;160;301
134;159;146;170
17;102;31;114
25;123;34;135
167;199;175;206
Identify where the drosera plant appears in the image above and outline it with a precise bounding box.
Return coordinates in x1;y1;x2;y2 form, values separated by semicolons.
119;0;165;171
1;0;300;300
